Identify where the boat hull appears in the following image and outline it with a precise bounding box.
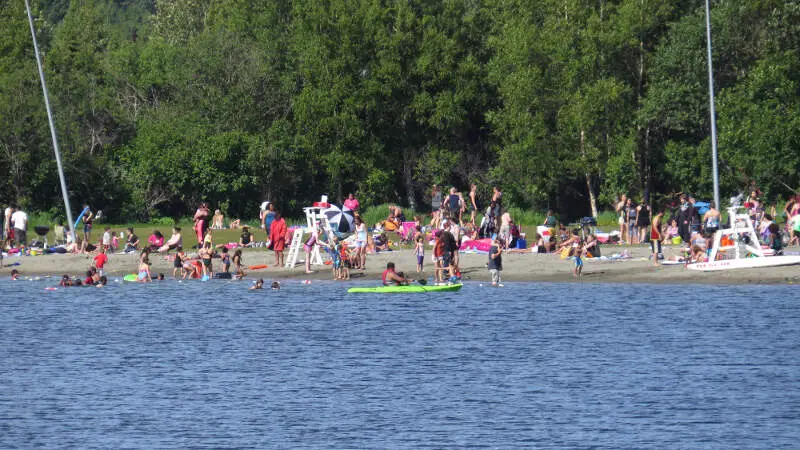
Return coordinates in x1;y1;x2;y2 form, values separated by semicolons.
348;283;463;294
687;255;800;271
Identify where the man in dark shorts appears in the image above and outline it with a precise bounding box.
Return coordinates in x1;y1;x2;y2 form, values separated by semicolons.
439;225;458;280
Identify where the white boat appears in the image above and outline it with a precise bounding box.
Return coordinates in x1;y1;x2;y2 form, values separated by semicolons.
687;8;800;272
687;207;800;271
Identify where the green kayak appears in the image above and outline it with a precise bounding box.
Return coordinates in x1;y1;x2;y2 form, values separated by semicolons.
347;283;462;294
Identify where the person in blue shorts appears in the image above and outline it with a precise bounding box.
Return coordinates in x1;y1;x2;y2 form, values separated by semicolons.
572;241;583;277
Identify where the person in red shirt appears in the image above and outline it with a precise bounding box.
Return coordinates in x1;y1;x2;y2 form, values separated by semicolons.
93;247;109;276
381;262;409;286
269;211;287;267
343;193;360;212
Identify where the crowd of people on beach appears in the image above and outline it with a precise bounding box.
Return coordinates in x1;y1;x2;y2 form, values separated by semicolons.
3;182;800;285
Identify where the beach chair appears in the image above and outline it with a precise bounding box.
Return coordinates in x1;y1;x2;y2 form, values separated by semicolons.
53;224;67;245
399;222;416;244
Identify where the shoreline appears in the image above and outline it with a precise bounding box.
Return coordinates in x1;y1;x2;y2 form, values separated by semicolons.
2;245;799;286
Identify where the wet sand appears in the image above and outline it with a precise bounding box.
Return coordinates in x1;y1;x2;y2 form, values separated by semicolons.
3;245;799;285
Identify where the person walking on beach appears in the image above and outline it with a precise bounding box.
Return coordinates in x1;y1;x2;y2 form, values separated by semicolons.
650;211;664;266
269;210;287;267
414;234;424;273
615;194;628;244
572;240;584;277
11;206;27;248
488;234;503;287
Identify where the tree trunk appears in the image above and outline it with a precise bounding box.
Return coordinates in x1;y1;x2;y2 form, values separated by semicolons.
402;150;417;210
581;129;599;217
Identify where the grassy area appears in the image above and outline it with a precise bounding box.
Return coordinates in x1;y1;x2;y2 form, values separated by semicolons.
24;204;627;248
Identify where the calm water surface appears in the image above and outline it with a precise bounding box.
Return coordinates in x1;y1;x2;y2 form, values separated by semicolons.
1;278;799;448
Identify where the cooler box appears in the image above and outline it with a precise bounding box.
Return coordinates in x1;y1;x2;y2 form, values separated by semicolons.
516;238;527;249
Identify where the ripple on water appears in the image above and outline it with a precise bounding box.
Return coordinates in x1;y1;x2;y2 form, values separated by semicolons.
1;279;799;448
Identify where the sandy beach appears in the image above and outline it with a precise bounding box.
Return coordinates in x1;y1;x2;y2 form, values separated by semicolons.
2;244;799;285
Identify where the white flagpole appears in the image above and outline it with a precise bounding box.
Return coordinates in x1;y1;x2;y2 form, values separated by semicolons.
705;0;721;210
24;0;76;242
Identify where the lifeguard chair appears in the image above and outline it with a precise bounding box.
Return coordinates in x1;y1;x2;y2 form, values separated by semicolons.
284;197;333;269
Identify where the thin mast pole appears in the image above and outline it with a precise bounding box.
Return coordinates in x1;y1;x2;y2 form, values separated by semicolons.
705;0;721;210
24;0;76;242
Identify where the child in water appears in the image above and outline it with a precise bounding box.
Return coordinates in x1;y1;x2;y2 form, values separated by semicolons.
173;247;186;278
250;278;264;290
232;249;245;279
138;259;152;282
198;241;213;277
220;247;231;273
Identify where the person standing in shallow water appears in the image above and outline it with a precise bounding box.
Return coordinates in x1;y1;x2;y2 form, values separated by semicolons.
487;234;503;287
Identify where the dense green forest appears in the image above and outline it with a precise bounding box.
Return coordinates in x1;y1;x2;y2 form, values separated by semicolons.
1;0;799;221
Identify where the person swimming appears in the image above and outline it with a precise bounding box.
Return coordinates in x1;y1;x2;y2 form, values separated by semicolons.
250;278;264;290
271;281;281;290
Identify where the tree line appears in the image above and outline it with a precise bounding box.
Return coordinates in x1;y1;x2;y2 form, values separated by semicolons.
1;0;799;222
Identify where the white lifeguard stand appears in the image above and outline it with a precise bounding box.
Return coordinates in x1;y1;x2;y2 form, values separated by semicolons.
284;199;333;269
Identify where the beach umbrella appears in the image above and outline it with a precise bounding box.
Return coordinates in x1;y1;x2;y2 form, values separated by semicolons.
324;205;356;238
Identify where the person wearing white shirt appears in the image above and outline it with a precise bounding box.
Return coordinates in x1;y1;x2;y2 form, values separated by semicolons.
11;207;28;246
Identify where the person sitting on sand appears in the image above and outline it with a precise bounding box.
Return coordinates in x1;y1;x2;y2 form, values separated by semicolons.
373;232;390;252
239;226;253;247
691;245;707;263
382;262;409;286
147;230;164;252
158;227;182;253
663;219;680;244
124;227;139;253
582;234;601;258
558;229;581;251
211;209;225;230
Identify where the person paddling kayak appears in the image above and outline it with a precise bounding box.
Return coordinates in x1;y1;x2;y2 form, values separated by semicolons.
382;262;410;286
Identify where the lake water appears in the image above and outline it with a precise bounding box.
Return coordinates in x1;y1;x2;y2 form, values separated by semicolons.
1;278;798;448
